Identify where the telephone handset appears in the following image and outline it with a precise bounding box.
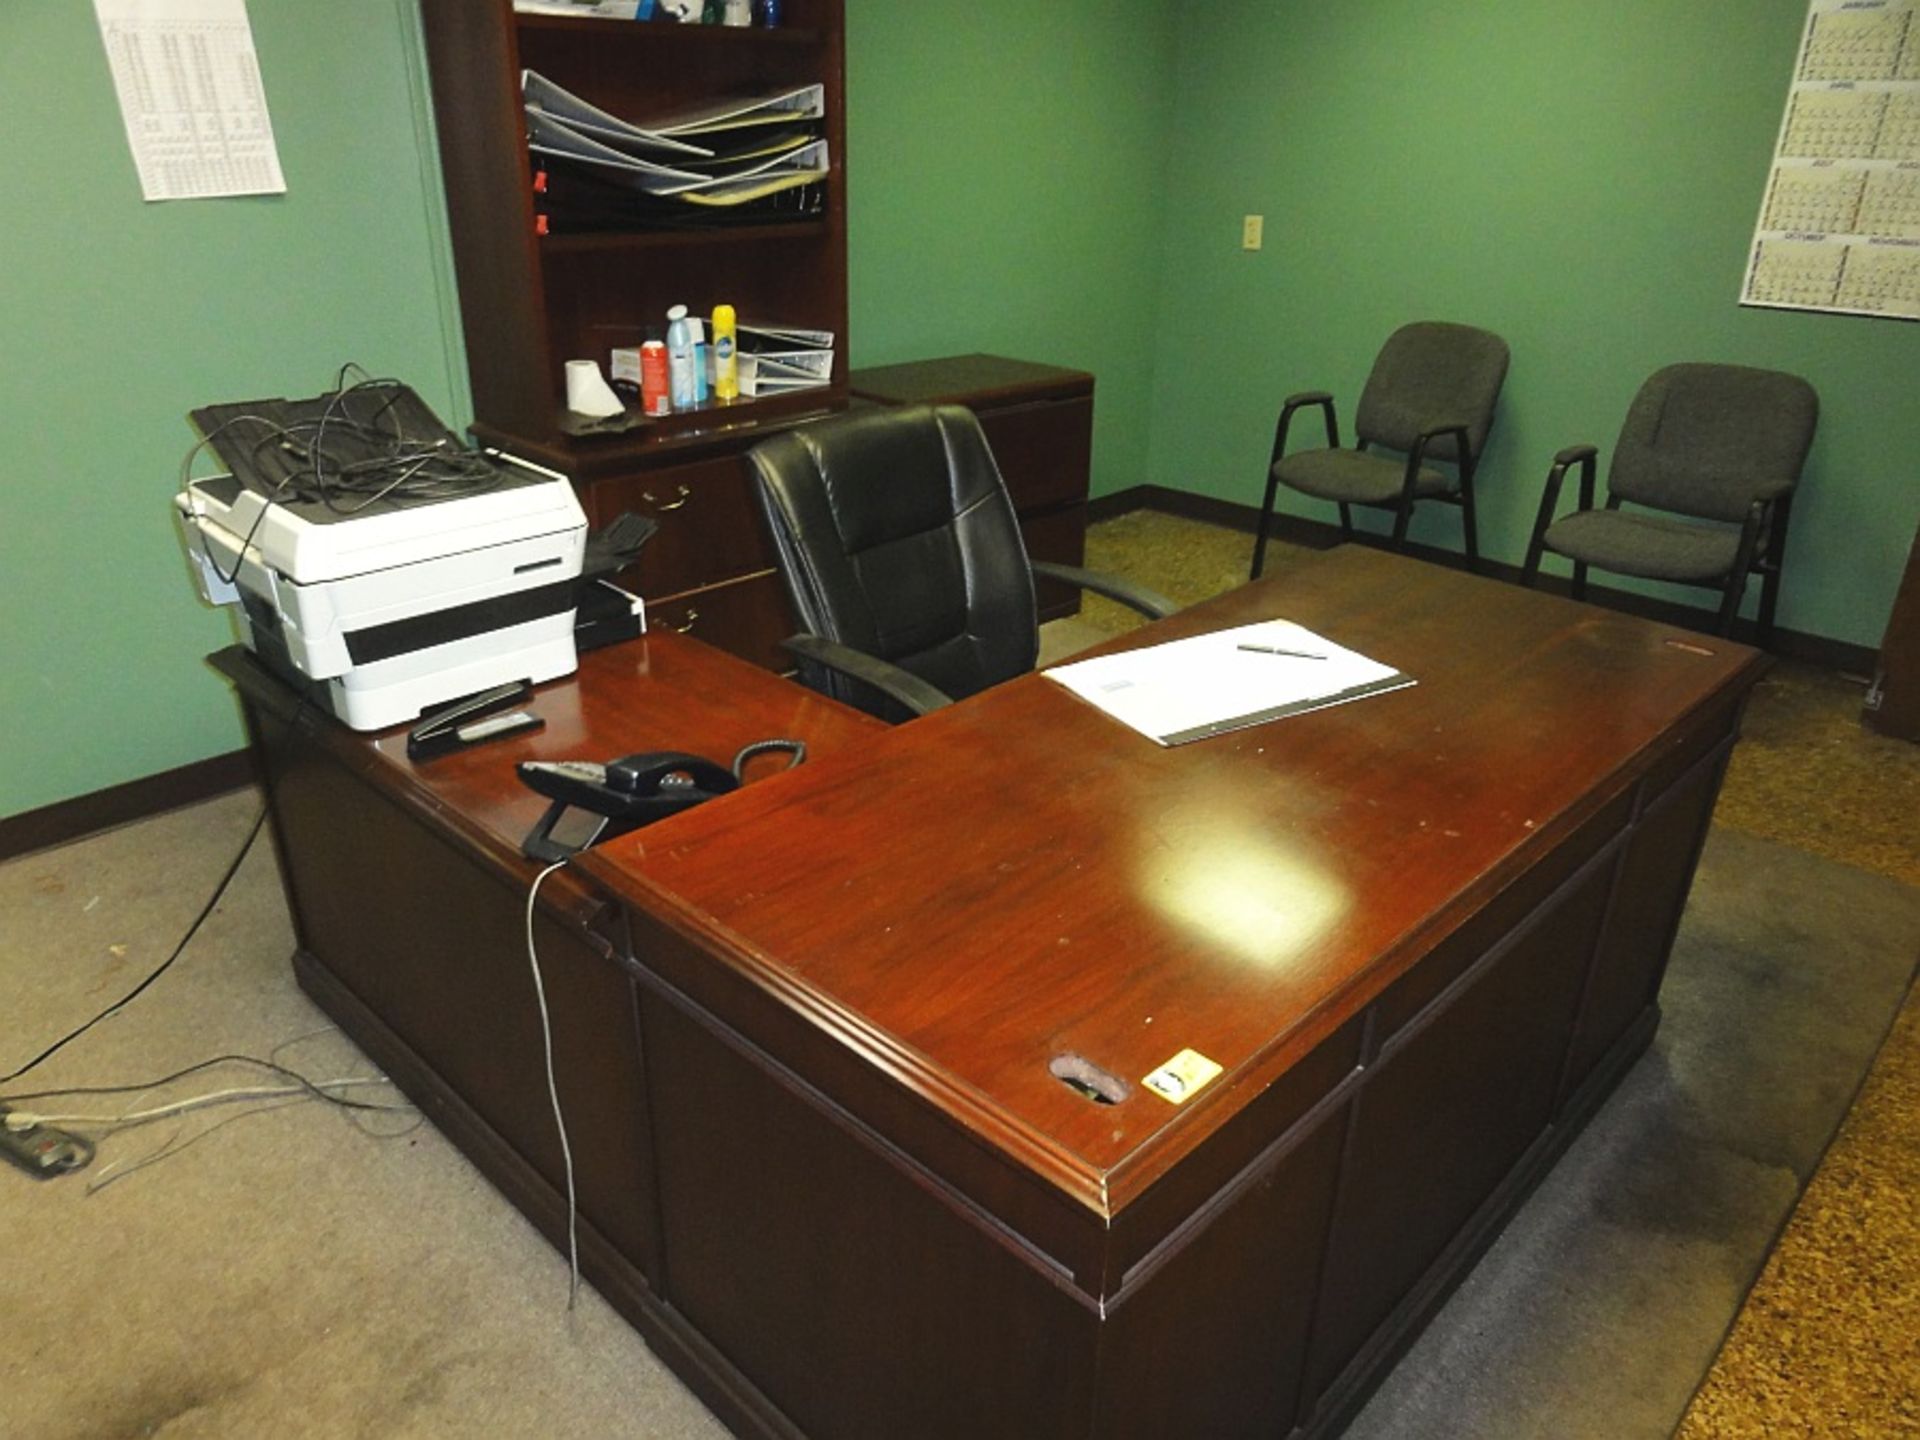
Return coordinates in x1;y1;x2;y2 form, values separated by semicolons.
518;750;739;861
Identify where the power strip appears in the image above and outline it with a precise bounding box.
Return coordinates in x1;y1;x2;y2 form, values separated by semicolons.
0;1105;93;1180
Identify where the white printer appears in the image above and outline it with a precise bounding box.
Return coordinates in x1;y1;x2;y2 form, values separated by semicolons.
173;383;589;731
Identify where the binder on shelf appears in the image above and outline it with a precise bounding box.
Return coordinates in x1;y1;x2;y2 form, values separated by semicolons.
522;70;711;158
522;73;830;232
734;346;832;378
740;356;831;397
734;319;834;396
738;320;835;348
534;176;826;234
652;140;828;197
527;111;714;193
513;1;651;18
675;167;830;207
645;85;827;138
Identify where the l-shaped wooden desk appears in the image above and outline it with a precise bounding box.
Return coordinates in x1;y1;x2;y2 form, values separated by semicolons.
216;547;1764;1439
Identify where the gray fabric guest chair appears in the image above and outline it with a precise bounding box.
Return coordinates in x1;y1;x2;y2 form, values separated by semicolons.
748;404;1175;722
1251;321;1511;579
1521;363;1818;642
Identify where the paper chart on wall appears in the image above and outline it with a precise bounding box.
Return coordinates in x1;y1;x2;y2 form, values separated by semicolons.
1741;0;1920;319
93;0;285;202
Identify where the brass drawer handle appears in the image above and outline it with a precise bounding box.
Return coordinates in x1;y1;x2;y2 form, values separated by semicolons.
669;607;700;634
642;484;692;512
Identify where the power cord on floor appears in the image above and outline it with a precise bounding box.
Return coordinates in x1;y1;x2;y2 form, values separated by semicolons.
1;807;269;1086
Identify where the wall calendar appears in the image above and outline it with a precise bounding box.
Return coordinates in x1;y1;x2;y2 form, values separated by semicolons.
1742;0;1920;319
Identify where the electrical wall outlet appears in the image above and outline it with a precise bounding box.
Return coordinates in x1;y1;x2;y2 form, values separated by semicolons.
1242;214;1264;251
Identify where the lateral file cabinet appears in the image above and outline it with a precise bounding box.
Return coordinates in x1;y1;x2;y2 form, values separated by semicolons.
850;354;1095;621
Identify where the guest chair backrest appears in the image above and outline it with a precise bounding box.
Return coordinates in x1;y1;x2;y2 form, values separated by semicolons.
748;404;1039;707
1608;363;1819;524
1354;321;1511;463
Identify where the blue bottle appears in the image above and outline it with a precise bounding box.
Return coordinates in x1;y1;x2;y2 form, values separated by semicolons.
688;316;711;404
753;0;780;27
665;304;696;410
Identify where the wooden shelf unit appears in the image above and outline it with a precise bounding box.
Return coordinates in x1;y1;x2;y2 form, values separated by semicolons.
418;0;848;666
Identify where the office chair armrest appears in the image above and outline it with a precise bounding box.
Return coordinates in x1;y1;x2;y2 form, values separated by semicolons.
1273;391;1340;464
1522;443;1601;583
781;634;954;716
1410;422;1471;463
1398;423;1472;504
1030;561;1177;620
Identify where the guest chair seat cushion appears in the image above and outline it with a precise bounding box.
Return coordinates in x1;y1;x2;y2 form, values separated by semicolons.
1274;448;1455;506
1541;509;1745;584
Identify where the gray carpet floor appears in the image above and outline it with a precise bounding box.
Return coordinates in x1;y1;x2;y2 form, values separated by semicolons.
1345;826;1920;1440
3;790;1915;1437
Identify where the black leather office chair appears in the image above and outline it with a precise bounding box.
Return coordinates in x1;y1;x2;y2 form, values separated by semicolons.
1521;363;1818;641
747;404;1175;721
1251;321;1511;578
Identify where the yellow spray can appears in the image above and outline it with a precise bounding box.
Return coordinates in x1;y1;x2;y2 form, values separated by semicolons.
712;304;739;400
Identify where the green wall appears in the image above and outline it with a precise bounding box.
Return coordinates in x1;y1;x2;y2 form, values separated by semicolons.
1146;0;1920;647
7;0;1914;822
846;0;1178;498
0;2;463;818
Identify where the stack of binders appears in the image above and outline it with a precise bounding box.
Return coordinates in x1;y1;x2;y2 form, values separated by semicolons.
734;320;833;396
523;70;828;232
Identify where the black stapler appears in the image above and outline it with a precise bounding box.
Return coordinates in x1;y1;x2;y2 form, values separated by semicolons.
406;681;545;762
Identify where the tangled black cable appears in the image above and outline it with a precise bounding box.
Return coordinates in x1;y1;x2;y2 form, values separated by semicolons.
178;365;510;590
254;364;503;514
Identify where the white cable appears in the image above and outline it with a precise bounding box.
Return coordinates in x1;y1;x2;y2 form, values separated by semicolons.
6;1077;399;1131
86;1094;313;1195
527;854;582;1310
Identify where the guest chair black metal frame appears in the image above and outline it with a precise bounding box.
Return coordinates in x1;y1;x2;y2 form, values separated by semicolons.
1251;321;1511;579
749;404;1175;721
1521;363;1818;642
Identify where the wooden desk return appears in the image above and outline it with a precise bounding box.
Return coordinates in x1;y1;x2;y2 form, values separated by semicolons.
218;548;1763;1439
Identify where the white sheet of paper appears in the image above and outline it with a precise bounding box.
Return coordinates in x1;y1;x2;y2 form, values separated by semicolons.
94;0;286;202
1043;620;1414;746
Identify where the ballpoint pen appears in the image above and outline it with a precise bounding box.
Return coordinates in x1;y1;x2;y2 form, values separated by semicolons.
1237;643;1327;659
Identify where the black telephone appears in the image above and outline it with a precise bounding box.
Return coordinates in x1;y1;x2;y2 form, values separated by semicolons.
517;751;740;861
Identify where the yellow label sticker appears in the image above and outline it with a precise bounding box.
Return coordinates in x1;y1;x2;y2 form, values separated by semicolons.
1142;1048;1223;1104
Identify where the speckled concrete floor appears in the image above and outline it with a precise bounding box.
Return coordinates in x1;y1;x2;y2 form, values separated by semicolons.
1061;511;1920;1439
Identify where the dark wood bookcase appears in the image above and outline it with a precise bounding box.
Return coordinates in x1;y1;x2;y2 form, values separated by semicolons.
418;0;848;667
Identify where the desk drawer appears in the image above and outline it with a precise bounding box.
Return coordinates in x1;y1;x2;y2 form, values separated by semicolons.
591;454;776;601
651;570;791;672
980;396;1093;515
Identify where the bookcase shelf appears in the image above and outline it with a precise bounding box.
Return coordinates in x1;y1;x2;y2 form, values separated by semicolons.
538;219;830;255
418;0;847;667
515;14;825;47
